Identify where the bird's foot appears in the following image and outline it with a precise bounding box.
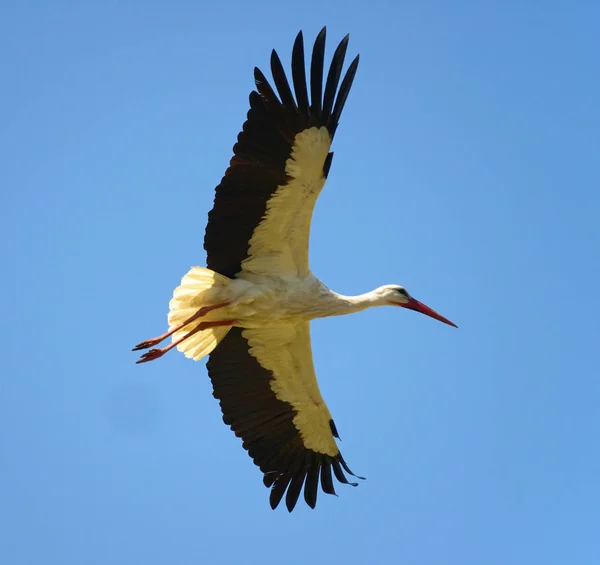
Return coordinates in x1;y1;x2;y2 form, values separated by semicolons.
132;337;165;351
135;348;167;364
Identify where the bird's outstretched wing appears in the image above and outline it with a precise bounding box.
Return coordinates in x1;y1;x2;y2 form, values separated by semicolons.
204;28;359;278
206;324;363;511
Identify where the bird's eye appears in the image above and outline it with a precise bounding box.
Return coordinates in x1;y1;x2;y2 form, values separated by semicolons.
397;288;409;297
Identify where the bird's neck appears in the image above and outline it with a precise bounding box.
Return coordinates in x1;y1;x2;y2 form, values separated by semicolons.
318;290;385;318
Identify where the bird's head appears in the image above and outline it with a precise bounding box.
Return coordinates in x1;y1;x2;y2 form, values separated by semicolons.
375;285;457;328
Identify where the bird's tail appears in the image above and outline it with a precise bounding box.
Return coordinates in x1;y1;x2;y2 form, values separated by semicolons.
168;266;232;361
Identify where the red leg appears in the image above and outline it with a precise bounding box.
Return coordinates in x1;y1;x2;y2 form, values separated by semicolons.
132;302;230;351
135;319;234;364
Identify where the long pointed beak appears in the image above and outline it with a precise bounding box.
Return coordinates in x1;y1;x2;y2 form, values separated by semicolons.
403;298;458;328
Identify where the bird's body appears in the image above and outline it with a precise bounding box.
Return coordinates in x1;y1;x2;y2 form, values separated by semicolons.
134;28;456;512
198;274;341;326
174;272;400;327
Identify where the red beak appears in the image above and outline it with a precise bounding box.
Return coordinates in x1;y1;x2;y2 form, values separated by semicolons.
403;298;457;328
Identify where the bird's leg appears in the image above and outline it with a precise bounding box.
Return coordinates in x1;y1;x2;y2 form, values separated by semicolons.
135;319;234;364
132;302;230;351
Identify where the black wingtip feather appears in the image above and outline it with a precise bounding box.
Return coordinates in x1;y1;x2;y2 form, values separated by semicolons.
254;67;281;106
303;454;320;509
332;459;359;487
269;474;292;510
329;54;359;135
322;33;349;122
285;468;306;512
320;459;337;496
263;473;277;488
291;31;309;113
310;27;326;118
340;455;366;481
270;49;297;111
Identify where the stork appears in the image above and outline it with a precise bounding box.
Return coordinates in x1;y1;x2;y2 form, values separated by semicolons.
133;28;456;512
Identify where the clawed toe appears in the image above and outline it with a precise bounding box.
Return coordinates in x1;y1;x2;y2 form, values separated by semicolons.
135;348;165;364
132;338;163;351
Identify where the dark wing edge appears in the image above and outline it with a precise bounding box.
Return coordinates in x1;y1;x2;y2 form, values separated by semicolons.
206;327;364;512
203;28;360;278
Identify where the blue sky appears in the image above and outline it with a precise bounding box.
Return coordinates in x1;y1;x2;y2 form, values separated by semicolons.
2;1;599;563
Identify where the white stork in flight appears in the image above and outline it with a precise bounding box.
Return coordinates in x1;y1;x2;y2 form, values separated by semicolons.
134;28;456;512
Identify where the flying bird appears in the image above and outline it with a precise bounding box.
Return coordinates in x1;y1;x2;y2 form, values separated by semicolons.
133;28;456;512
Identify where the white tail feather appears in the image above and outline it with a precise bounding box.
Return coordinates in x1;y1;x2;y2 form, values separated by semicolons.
168;266;231;361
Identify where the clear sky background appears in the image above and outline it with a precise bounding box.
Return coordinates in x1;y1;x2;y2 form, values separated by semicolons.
2;1;599;564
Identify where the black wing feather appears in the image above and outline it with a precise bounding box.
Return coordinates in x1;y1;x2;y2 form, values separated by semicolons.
309;27;326;120
329;55;360;135
271;49;297;112
303;453;321;509
320;459;337;496
322;34;349;122
332;459;359;487
291;31;309;114
286;462;307;512
269;472;292;510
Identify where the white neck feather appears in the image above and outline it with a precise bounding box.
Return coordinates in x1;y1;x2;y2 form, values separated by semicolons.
317;289;385;318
